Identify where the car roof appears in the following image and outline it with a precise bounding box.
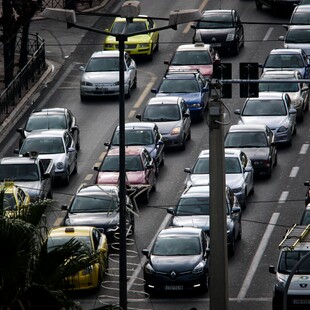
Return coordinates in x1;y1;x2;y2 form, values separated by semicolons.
248;92;287;100
147;96;183;105
197;149;243;158
106;145;147;156
288;25;310;30
31;108;67;115
181;185;211;197
116;122;156;130
158;226;203;238
77;184;119;197
268;48;305;55
90;50;122;58
0;156;38;165
164;71;202;80
49;226;94;238
202;9;234;15
23;129;67;138
175;43;212;52
260;70;301;78
228;124;269;132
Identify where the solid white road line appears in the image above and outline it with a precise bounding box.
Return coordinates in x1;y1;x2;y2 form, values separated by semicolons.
263;27;273;41
237;212;280;300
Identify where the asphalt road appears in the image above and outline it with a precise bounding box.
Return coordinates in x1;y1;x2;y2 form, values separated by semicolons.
1;0;309;309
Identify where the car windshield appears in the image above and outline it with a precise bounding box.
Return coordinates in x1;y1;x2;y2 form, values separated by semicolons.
300;211;310;225
100;155;143;172
0;164;39;181
159;79;200;93
70;195;118;213
47;236;91;253
176;197;210;215
259;81;299;92
278;251;310;274
192;157;241;174
111;21;147;34
291;13;310;24
152;236;201;256
264;54;303;68
225;132;268;147
142;104;181;121
25;115;67;131
20;137;65;155
112;130;154;146
242;100;287;116
171;50;212;65
86;57;119;72
198;14;233;29
286;29;310;43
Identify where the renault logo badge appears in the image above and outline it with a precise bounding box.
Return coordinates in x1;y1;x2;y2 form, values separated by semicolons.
170;271;176;279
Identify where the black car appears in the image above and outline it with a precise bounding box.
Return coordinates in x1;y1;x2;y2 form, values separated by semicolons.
104;122;164;175
191;9;244;55
255;0;300;12
17;107;80;150
61;184;135;243
224;124;277;178
167;185;242;256
142;226;210;294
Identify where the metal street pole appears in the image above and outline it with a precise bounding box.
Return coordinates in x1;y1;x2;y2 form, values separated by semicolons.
208;94;229;310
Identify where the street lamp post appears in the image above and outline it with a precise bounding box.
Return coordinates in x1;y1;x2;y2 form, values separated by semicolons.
42;4;202;310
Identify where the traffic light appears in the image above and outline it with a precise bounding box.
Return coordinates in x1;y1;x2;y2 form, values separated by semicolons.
239;62;259;98
213;62;232;98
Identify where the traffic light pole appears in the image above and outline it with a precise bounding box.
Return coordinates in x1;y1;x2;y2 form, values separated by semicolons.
208;94;229;310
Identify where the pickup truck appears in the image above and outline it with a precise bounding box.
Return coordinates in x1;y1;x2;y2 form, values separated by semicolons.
0;152;55;202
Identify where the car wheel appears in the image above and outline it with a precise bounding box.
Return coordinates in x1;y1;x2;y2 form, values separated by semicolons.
180;135;186;151
129;216;135;234
232;41;240;56
151;175;157;192
80;94;87;102
47;188;53;200
132;74;137;89
242;193;247;210
76;138;80;151
237;223;242;241
228;236;235;257
148;45;154;61
255;0;262;9
154;35;159;52
274;152;278;166
63;170;70;186
125;84;132;99
95;269;103;293
160;153;165;166
187;128;191;140
200;272;209;293
298;110;304;122
265;166;272;179
141;189;150;204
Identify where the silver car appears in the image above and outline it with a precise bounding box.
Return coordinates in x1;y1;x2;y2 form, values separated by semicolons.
234;92;297;146
16;130;77;185
79;50;137;100
136;96;191;150
184;149;254;209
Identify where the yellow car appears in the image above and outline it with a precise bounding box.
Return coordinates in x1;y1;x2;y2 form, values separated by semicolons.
103;16;160;60
47;226;108;291
2;181;31;215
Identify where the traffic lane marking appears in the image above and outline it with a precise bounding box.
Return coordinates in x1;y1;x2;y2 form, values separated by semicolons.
289;167;299;178
237;212;280;300
278;191;289;204
300;143;309;154
263;27;273;41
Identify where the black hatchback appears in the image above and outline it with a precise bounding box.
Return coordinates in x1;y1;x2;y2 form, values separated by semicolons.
191;9;244;56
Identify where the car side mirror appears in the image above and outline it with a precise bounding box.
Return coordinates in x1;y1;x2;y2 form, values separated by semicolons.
191;24;196;30
146;164;154;170
289;108;297;114
278;35;284;41
167;207;175;215
151;88;158;94
136;114;142;121
234;109;241;115
79;66;85;72
16;128;25;138
184;112;190;118
305;181;310;187
142;249;150;257
93;166;100;172
184;167;192;173
61;205;68;211
14;149;20;154
164;59;170;65
269;265;276;274
157;140;164;146
104;142;110;147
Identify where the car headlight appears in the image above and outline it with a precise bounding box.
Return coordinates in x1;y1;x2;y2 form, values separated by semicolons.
139;43;150;48
105;44;114;48
82;265;93;275
56;162;64;170
81;81;93;86
192;261;206;274
191;103;202;108
144;262;155;274
170;127;181;135
275;274;288;291
114;81;120;86
277;126;288;133
232;187;242;193
226;33;235;41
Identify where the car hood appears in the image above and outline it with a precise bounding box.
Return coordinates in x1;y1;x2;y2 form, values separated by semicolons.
186;174;243;189
65;212;119;228
150;254;202;272
8;181;41;198
238;116;289;128
105;34;150;44
168;65;213;78
288;274;310;294
81;71;129;84
155;120;184;135
38;153;66;166
172;215;210;232
197;28;235;40
156;92;201;104
97;171;146;185
239;147;270;160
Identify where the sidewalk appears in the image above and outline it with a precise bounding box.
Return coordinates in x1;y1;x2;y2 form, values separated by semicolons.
0;0;109;144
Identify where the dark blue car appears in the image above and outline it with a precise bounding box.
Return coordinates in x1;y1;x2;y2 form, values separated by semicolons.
151;70;209;121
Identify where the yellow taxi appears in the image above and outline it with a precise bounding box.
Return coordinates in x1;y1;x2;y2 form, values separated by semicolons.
47;226;108;291
103;16;159;60
2;181;31;215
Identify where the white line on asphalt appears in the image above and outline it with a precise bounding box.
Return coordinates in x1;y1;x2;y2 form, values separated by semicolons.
237;212;280;300
53;217;63;227
128;110;136;118
84;174;93;181
278;191;289;203
289;166;299;178
300;143;309;154
133;76;156;109
263;27;273;41
127;214;172;290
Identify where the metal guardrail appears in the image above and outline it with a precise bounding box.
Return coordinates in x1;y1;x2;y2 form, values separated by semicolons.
0;33;46;120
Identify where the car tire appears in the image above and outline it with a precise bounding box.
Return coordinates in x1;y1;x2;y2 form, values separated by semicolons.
160;153;165;166
125;84;132;99
228;235;235;257
80;94;87;102
148;45;154;61
180;135;186;151
132;74;137;89
130;216;135;234
47;189;53;200
154;35;159;52
265;166;272;179
200;273;209;293
274;152;278;166
187;128;191;140
255;0;262;9
151;175;157;192
142;189;150;204
63;170;70;186
232;41;240;56
72;160;78;175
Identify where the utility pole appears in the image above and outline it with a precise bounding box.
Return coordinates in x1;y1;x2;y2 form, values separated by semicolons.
208;90;229;310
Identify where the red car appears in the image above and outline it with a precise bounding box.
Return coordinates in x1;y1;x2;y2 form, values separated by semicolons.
94;146;156;204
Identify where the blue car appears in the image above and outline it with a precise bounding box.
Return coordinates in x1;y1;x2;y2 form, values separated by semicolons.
151;70;209;121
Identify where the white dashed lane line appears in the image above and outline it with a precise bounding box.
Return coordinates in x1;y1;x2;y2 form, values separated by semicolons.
300;143;309;155
278;191;289;203
289;167;299;178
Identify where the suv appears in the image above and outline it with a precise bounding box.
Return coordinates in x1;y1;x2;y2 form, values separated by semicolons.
269;225;310;309
104;122;164;175
167;185;242;256
259;70;310;121
136;96;191;150
17;108;80;150
151;70;209;121
164;42;220;79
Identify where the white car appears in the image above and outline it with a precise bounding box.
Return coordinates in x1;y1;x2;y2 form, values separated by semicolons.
16;130;77;185
184;149;254;209
259;70;309;121
79;50;137;100
234;92;297;146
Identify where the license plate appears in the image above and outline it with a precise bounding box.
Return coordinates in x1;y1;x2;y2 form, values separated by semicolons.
292;299;310;305
212;43;221;47
164;285;183;291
